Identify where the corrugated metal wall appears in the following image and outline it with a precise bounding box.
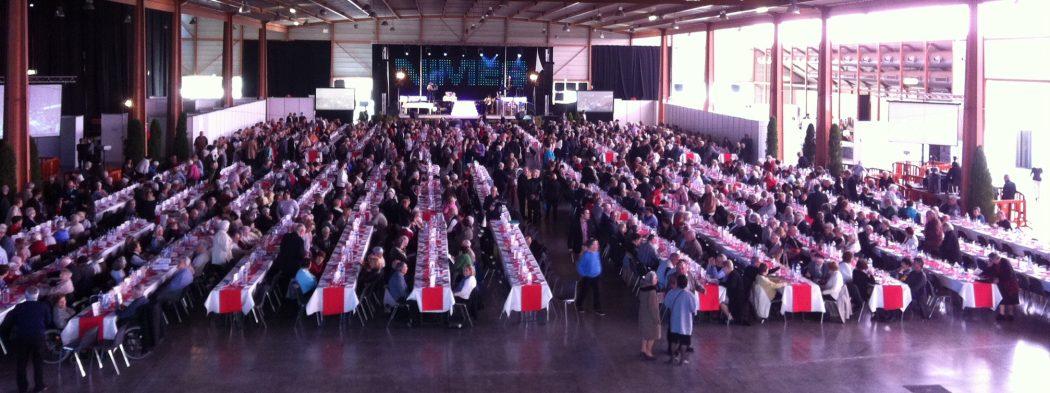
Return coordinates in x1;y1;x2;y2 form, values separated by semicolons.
181;17;634;84
181;15;253;77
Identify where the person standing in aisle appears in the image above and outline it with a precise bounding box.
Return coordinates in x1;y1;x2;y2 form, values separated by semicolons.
1;287;52;393
576;239;604;316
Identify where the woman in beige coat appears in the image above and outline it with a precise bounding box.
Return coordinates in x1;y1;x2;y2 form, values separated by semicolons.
638;271;662;360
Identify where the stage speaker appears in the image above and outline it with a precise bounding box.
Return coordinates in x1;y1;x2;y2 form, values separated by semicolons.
333;80;345;88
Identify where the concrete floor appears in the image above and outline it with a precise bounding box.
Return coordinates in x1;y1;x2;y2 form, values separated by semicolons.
1;204;1048;393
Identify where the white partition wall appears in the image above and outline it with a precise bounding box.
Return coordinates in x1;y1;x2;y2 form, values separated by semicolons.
613;100;658;125
665;104;768;162
267;98;316;122
187;100;267;142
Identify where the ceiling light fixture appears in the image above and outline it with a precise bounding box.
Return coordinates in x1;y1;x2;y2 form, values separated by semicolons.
289;7;296;14
599;31;605;39
353;23;359;29
124;14;132;24
755;6;769;14
788;0;801;15
647;14;658;22
616;7;625;17
55;6;66;18
238;2;248;14
189;17;197;25
718;10;728;20
381;20;389;26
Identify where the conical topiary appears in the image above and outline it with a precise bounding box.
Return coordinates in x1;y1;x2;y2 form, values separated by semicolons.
125;118;147;164
29;138;41;184
828;123;843;177
766;116;779;160
148;119;166;159
173;112;192;161
802;123;816;164
0;139;16;189
968;146;997;219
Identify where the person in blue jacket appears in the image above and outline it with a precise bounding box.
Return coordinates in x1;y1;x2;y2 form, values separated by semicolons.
576;238;604;315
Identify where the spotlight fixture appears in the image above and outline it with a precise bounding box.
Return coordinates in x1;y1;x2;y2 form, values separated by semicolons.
353;23;359;29
528;71;539;83
238;2;248;14
562;24;570;32
390;26;395;31
405;51;409;56
673;21;680;30
319;9;327;17
394;70;406;81
443;52;448;56
718;10;728;20
29;2;35;8
27;69;38;76
517;53;522;59
322;27;329;34
647;14;658;22
788;0;801;15
599;31;605;39
427;52;431;56
83;0;95;11
292;20;301;26
289;7;296;14
124;14;131;23
123;99;134;108
55;6;66;18
628;26;636;34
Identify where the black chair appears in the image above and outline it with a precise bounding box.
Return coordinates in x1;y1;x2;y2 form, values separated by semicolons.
62;327;101;378
96;326;133;375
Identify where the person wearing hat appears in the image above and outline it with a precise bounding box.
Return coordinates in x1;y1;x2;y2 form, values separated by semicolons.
638;271;661;360
1;286;52;392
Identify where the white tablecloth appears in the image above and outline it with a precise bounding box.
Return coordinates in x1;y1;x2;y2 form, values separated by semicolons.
868;283;913;312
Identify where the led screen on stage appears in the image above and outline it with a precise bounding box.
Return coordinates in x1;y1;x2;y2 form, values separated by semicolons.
315;88;356;110
576;91;615;112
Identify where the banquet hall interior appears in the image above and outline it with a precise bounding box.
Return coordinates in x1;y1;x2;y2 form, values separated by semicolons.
1;0;1049;392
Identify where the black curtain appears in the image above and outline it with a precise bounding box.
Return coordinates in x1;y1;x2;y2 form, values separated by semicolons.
270;40;331;97
242;40;331;98
591;45;660;100
145;9;171;97
242;39;260;99
8;0;135;120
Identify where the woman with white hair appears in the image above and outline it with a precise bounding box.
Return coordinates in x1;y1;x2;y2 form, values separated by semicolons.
210;220;235;267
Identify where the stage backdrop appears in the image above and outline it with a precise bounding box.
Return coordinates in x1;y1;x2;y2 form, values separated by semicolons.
371;44;553;115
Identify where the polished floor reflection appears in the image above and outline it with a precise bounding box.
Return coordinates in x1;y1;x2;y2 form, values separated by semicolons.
2;209;1048;393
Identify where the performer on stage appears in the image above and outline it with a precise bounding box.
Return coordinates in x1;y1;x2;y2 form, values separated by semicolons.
426;82;438;102
484;95;496;115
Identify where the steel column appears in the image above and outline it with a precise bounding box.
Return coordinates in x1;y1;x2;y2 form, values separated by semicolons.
769;16;784;159
168;0;183;146
815;8;833;166
960;0;985;210
259;24;269;99
132;0;148;125
4;0;30;189
222;13;234;107
658;30;670;124
703;23;715;112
